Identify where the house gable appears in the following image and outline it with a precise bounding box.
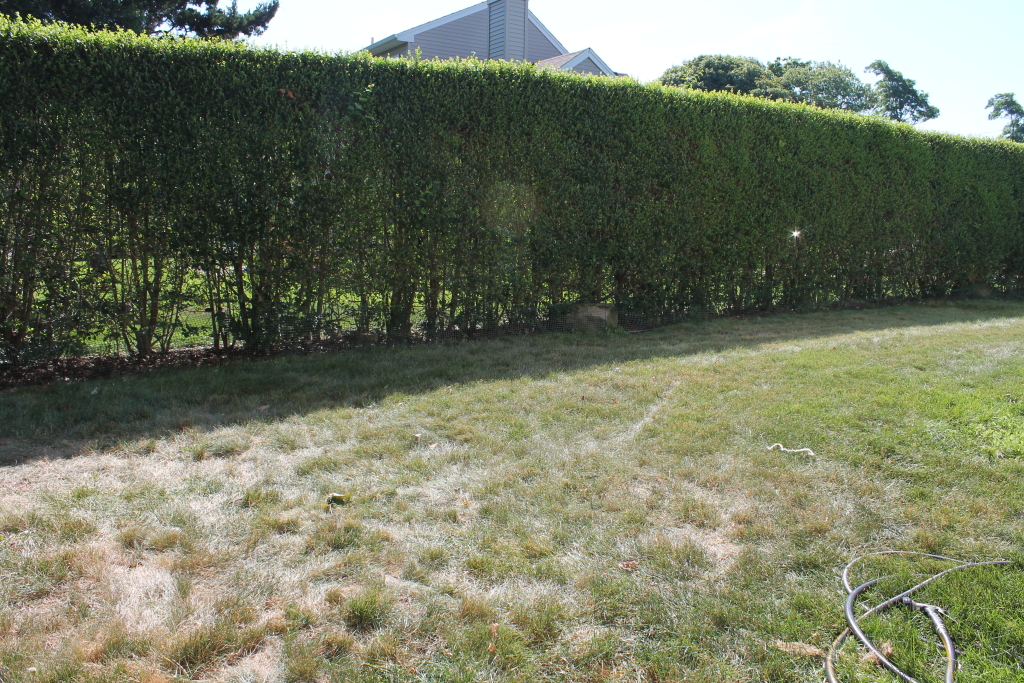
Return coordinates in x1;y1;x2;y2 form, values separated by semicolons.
537;48;617;77
366;2;488;59
526;12;564;62
412;8;489;60
365;1;619;77
573;58;603;76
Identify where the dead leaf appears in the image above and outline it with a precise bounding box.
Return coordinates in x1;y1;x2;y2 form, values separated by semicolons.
487;642;496;653
862;640;895;666
257;405;269;412
774;640;824;658
618;560;640;572
429;443;437;450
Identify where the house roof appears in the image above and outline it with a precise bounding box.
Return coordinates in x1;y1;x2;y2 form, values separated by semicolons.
362;2;620;77
537;48;616;77
364;3;568;57
535;50;584;70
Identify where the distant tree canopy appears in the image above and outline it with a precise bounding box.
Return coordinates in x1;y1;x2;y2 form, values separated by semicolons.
0;0;278;38
659;54;770;96
865;60;939;124
762;57;874;113
660;55;937;123
987;93;1024;143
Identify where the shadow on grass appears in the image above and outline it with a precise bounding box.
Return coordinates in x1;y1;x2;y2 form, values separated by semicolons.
1;299;1021;464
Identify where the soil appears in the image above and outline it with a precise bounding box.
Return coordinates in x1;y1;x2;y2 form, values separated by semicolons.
0;347;237;390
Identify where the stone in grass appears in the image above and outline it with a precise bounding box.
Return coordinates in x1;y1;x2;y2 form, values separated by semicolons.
327;492;351;508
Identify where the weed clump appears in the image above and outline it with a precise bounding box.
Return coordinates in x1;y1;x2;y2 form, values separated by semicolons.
319;629;355;659
148;529;191;552
339;585;393;631
115;526;149;550
418;545;447;568
239;485;281;508
305;518;389;557
284;603;317;631
187;434;249;461
457;595;495;623
283;642;322;683
78;623;151;662
4;509;96;541
18;549;83;599
296;452;346;475
510;600;567;644
641;536;711;580
256;512;301;534
163;619;267;675
674;495;721;527
305;517;368;553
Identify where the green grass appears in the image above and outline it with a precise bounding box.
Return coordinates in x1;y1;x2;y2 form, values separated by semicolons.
1;300;1023;682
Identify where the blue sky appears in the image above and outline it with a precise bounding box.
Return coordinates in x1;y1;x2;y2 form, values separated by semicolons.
249;0;1022;139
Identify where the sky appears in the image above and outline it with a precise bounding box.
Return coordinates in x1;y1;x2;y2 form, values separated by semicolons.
248;0;1023;139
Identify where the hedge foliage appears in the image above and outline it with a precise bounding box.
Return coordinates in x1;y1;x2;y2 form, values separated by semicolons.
2;17;1023;360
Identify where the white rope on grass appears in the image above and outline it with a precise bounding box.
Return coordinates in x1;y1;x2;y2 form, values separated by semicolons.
767;443;815;456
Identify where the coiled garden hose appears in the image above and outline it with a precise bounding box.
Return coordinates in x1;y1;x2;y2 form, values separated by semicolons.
825;551;1012;683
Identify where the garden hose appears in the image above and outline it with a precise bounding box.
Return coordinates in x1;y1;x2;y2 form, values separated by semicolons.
824;551;1012;683
901;597;957;683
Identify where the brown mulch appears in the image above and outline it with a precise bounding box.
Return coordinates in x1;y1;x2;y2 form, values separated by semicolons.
0;347;237;390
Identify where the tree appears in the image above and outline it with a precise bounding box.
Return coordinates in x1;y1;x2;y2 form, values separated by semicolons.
762;57;874;112
0;0;278;38
659;55;874;113
986;93;1024;143
659;54;771;96
865;60;939;124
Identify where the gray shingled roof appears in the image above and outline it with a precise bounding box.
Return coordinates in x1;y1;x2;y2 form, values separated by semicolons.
536;51;584;69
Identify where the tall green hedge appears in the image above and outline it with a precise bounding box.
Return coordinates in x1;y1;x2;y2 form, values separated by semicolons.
2;17;1023;360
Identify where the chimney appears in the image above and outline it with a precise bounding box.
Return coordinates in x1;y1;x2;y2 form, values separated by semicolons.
488;0;528;61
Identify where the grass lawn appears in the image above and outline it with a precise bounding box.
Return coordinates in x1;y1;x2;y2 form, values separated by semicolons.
1;300;1023;683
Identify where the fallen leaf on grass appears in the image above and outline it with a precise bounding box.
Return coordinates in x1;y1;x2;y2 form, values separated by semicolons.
774;640;824;658
862;640;895;666
618;560;640;572
487;622;499;653
257;405;270;412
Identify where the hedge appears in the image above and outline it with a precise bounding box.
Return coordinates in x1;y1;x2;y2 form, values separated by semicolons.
2;16;1023;361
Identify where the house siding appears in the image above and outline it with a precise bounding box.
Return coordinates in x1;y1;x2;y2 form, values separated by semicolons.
526;20;561;62
504;0;527;61
488;2;505;59
488;0;527;60
411;9;488;60
572;58;604;75
370;2;617;74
